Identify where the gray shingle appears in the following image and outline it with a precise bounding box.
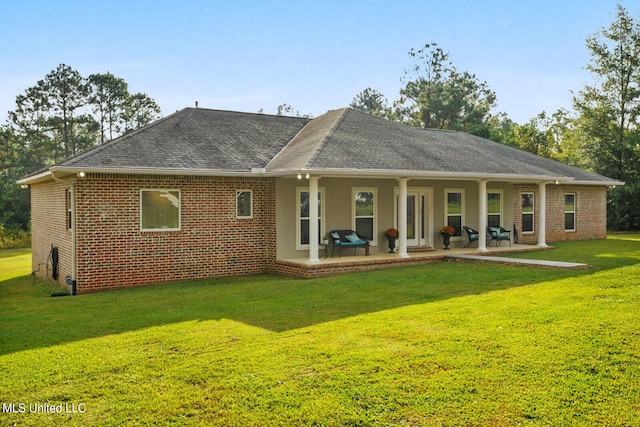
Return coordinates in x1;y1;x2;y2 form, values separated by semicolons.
60;108;310;171
50;106;618;185
269;108;617;183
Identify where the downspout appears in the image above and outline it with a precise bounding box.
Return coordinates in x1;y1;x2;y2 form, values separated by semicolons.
51;171;78;295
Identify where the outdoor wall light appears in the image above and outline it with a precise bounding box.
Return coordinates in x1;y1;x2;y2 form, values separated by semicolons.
20;184;28;189
297;173;302;179
77;171;86;178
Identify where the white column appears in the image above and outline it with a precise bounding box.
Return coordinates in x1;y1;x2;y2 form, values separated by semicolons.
397;178;410;258
308;176;321;264
537;182;548;248
478;180;488;252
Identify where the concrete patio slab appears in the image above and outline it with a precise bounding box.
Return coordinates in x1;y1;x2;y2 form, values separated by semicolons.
446;253;588;269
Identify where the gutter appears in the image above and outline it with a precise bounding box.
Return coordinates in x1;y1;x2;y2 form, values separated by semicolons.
21;164;621;187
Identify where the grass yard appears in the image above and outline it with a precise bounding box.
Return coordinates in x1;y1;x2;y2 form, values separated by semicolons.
1;236;639;426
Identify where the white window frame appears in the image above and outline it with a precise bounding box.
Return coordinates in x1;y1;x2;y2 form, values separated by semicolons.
140;189;181;231
236;189;253;219
66;189;73;231
444;188;464;240
487;190;503;228
296;187;325;250
565;193;576;232
522;192;535;234
352;188;377;245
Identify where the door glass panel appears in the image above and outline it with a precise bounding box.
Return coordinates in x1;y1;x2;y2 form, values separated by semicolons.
406;195;416;240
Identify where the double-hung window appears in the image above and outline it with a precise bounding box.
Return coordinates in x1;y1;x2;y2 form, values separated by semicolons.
565;193;576;231
66;189;73;231
444;189;464;237
141;189;181;231
487;190;502;228
353;189;376;243
236;190;253;219
522;192;534;233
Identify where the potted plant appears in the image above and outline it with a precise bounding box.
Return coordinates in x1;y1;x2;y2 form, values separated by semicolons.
384;227;399;253
439;225;456;250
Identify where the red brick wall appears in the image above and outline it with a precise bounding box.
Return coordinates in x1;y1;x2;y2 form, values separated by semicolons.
31;180;73;284
71;174;276;293
513;184;607;244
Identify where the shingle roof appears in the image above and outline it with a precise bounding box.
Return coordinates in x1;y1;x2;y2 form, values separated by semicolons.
24;106;620;186
57;108;310;172
268;108;616;184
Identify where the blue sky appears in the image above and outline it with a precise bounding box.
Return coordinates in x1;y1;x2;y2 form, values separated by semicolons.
1;1;636;124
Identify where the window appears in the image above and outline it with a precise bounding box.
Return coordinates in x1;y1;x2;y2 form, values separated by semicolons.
236;190;252;218
487;191;502;228
141;189;180;230
522;192;534;233
445;189;464;237
66;189;73;230
353;189;376;243
565;193;576;231
296;188;324;249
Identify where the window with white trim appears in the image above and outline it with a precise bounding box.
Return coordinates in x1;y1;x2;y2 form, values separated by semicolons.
353;189;377;244
66;189;73;230
522;192;534;233
444;189;464;237
236;190;253;218
565;193;576;231
487;190;502;228
296;187;324;250
141;189;181;231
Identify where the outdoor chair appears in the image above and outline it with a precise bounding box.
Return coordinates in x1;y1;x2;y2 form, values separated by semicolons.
463;226;479;248
487;226;512;247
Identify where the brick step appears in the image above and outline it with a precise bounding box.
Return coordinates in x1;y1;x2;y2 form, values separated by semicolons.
407;247;434;253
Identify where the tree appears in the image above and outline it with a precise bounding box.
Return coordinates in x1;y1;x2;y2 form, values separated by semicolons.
41;64;95;158
276;103;312;118
573;4;640;230
9;85;56;169
121;92;161;134
396;43;497;133
350;88;389;117
4;64;162;234
0;126;31;232
10;64;97;164
88;72;129;144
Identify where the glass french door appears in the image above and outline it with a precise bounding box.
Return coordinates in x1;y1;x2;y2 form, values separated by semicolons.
396;189;431;248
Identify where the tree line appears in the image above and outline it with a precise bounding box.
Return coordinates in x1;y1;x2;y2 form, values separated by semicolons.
0;64;161;236
1;4;639;237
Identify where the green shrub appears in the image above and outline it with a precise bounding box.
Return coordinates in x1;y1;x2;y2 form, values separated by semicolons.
0;224;31;249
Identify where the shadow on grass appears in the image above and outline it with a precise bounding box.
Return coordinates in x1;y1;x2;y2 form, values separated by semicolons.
1;236;639;356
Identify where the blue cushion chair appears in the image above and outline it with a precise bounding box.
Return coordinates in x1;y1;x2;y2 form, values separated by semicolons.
487;226;511;247
463;226;479;248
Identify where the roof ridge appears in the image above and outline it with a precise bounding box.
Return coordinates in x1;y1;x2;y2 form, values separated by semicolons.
266;108;348;171
304;108;349;167
182;106;310;121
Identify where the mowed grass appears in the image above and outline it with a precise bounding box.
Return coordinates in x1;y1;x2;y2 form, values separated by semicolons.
1;236;639;426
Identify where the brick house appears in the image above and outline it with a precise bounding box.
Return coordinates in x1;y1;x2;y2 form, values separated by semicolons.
19;107;622;293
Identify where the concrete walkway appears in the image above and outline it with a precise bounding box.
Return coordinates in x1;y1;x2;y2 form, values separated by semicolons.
446;253;588;269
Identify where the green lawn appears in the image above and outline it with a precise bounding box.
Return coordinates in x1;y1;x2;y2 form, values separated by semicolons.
1;236;639;426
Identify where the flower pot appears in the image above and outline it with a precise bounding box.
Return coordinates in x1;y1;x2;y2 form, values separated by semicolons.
441;233;451;250
386;237;396;253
